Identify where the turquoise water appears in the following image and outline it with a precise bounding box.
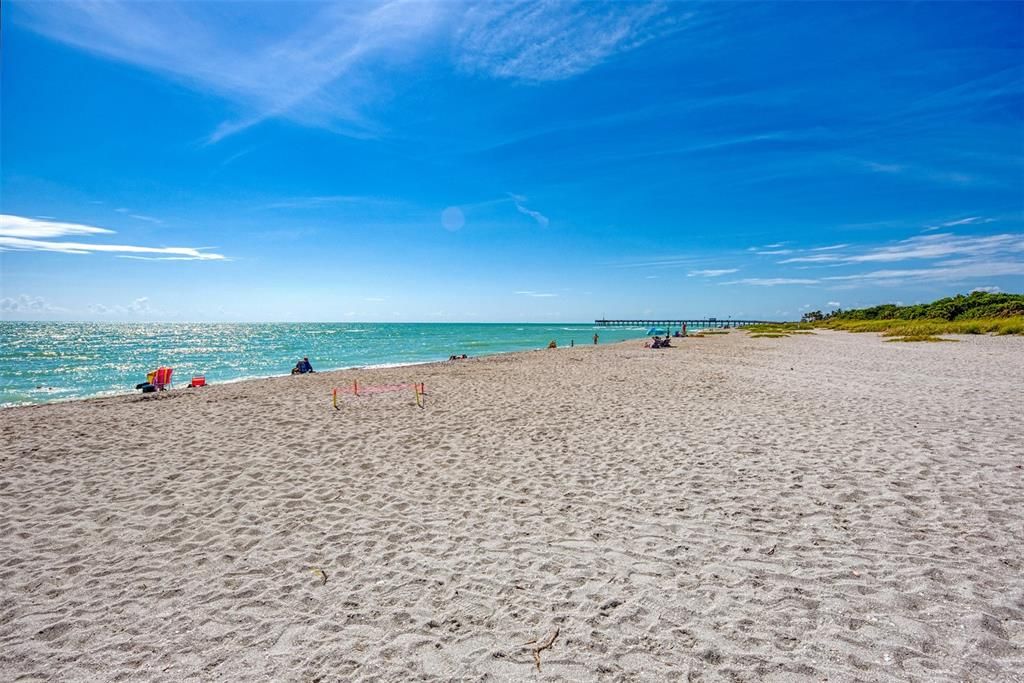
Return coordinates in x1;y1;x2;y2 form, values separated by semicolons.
0;322;646;407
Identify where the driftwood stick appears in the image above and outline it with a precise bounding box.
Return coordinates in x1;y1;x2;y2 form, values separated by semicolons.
531;627;559;671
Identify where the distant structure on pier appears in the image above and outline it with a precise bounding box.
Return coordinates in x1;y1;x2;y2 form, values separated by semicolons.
594;318;774;329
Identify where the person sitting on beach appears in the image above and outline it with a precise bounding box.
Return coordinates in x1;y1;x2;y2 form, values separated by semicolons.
651;336;663;348
292;357;314;374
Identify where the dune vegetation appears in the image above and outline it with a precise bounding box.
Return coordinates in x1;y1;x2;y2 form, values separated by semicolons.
746;292;1024;341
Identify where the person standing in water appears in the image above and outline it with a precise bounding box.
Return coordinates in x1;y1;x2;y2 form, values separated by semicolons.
593;333;599;345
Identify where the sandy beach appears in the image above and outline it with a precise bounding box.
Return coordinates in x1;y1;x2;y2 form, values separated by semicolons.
1;330;1022;681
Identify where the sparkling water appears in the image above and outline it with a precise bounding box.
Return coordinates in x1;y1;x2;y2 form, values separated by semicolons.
0;322;645;407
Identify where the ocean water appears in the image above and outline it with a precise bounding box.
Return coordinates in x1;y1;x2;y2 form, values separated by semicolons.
0;322;647;407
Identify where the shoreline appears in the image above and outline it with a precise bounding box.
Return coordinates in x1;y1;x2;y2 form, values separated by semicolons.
0;322;646;410
2;330;1022;680
0;337;644;412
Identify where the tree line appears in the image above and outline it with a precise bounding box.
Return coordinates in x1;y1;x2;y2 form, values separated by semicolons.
801;291;1024;323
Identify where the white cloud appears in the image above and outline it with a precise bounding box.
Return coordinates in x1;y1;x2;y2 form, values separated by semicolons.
0;214;113;239
610;255;704;269
845;233;1023;264
764;232;1024;288
824;260;1024;284
971;286;1001;294
724;278;819;287
779;232;1024;265
508;194;549;227
0;215;226;261
923;216;996;231
22;2;685;142
859;159;975;186
1;294;66;315
89;297;156;316
455;2;684;82
1;236;225;260
688;268;738;277
827;301;841;307
778;254;842;264
514;290;557;298
129;297;152;313
16;1;446;142
862;161;905;174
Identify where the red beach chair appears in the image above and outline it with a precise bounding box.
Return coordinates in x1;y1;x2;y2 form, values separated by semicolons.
152;367;173;390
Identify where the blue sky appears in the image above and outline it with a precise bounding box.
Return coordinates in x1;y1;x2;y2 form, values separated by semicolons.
1;1;1022;322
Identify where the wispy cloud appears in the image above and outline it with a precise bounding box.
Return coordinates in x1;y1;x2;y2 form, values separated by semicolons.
971;286;1001;294
514;290;557;298
777;254;845;264
858;158;976;186
455;2;685;82
610;254;706;269
508;194;549;227
0;215;226;261
779;232;1024;265
923;216;995;231
15;1;445;143
0;214;113;238
848;233;1023;263
724;278;819;287
762;231;1024;287
688;268;738;277
747;243;792;255
17;1;690;143
823;260;1024;284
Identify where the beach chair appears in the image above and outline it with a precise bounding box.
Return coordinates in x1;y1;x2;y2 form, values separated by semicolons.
152;367;173;390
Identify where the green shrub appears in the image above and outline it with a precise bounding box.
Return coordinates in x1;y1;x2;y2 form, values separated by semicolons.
885;335;958;343
826;292;1024;323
